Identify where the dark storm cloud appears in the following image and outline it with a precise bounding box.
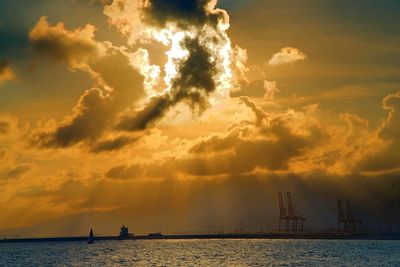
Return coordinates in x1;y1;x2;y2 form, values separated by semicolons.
143;0;227;29
118;37;217;131
171;38;216;106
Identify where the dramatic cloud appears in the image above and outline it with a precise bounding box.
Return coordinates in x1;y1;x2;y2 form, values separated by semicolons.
3;0;400;237
105;0;242;132
104;0;229;44
268;47;307;66
181;113;325;175
29;16;105;70
28;1;242;147
141;0;228;28
0;59;15;85
134;92;400;179
358;91;400;172
135;98;328;178
29;18;145;150
31;88;113;148
118;37;217;131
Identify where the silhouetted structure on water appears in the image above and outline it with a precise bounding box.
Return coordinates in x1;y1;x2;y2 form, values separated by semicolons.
87;228;94;244
278;192;307;232
337;200;363;234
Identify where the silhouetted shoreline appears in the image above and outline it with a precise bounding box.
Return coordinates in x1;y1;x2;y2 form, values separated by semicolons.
1;233;400;243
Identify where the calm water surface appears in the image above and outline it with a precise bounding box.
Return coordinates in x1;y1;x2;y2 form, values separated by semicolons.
0;239;399;266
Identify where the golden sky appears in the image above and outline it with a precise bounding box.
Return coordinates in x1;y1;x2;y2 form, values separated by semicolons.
0;0;399;237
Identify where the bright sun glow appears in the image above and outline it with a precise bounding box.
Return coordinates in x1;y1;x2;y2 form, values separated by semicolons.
128;16;236;100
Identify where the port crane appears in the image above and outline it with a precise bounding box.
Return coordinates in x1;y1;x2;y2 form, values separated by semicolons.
337;200;363;233
278;192;306;232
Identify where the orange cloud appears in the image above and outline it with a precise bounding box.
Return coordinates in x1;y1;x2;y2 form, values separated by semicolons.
29;16;105;70
357;91;400;172
28;18;145;150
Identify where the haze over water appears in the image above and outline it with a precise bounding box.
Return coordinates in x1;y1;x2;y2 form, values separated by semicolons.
1;239;399;266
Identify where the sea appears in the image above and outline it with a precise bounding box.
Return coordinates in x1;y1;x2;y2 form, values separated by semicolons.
0;239;399;266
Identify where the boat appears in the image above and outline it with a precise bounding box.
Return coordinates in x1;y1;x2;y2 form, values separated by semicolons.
87;228;94;244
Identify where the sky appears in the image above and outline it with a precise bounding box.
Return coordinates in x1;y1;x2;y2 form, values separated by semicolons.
0;0;400;237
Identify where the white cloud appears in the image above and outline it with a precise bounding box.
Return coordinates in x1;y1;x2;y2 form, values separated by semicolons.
263;80;279;100
268;47;307;66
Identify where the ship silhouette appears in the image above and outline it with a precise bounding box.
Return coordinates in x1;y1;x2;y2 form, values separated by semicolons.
87;228;94;244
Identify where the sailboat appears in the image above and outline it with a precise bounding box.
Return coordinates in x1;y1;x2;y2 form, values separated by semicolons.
87;228;94;244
